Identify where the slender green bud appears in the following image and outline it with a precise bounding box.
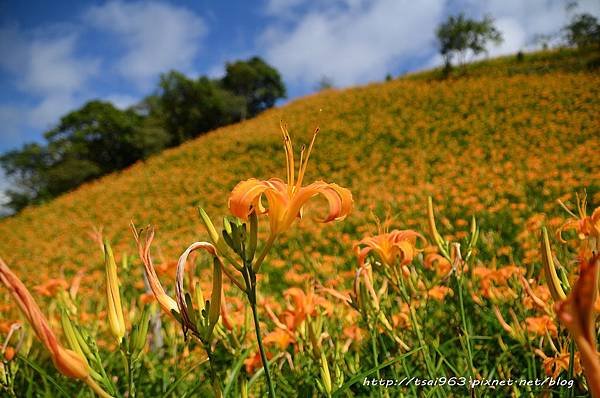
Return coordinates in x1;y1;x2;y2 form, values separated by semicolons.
320;351;332;395
540;227;566;301
60;308;89;365
104;239;125;342
246;212;258;262
207;257;223;337
133;306;151;355
194;281;205;313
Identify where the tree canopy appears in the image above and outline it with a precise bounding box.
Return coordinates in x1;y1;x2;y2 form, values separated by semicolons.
221;57;286;119
564;13;600;48
436;14;503;69
1;57;286;213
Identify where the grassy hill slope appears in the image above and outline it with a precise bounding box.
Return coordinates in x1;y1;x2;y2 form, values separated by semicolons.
0;48;599;295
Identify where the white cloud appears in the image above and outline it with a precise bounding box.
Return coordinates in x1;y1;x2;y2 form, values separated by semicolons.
21;35;99;97
29;94;78;129
488;18;527;56
86;1;207;89
0;23;99;134
261;0;446;87
462;0;600;52
1;24;98;101
261;0;600;87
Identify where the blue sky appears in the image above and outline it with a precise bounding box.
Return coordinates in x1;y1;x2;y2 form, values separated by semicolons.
1;0;599;206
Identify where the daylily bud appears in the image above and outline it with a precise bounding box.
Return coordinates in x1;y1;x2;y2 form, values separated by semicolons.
194;281;205;312
246;211;258;262
540;227;566;301
103;239;125;342
60;308;90;367
131;306;151;357
320;351;332;395
207;256;223;336
199;208;241;268
427;196;445;249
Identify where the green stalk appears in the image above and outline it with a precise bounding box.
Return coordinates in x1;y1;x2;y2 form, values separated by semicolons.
243;264;276;397
205;344;224;398
370;328;382;398
454;271;476;397
397;277;437;385
252;235;276;273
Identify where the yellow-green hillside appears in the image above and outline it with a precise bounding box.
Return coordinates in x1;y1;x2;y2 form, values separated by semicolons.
0;48;598;292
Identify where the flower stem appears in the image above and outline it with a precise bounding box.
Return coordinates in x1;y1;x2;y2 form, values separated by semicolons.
253;235;276;273
369;327;382;398
205;343;224;398
243;264;276;397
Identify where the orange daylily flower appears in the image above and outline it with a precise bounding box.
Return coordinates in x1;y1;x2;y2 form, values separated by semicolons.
228;123;352;238
354;229;426;268
245;350;274;374
33;278;69;297
263;328;294;351
0;258;112;398
266;286;332;333
555;251;600;397
427;286;453;302
557;193;600;246
424;252;452;276
524;315;558;337
535;349;583;380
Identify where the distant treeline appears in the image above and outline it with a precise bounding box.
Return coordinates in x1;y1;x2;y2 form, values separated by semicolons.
0;57;286;213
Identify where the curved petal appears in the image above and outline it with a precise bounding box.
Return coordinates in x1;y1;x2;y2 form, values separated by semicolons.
130;224;178;318
317;183;354;223
390;230;427;250
176;242;218;337
282;181;353;232
228;178;288;221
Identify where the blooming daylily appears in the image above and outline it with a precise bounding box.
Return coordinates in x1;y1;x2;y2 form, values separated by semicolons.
228;123;352;239
354;229;426;268
0;258;112;398
557;193;600;248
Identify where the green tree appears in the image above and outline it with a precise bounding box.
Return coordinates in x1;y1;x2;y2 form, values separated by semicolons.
152;71;245;145
0;100;168;212
221;57;286;119
436;13;503;70
564;13;600;48
45;100;146;173
0;143;51;211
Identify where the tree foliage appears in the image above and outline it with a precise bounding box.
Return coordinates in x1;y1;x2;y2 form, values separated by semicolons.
436;14;503;69
1;58;285;213
564;13;600;48
150;72;245;145
221;56;286;119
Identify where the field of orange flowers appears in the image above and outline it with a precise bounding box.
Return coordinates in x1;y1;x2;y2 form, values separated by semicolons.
1;48;599;397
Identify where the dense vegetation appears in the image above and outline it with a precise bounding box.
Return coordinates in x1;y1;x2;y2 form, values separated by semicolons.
0;47;599;397
0;57;285;212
